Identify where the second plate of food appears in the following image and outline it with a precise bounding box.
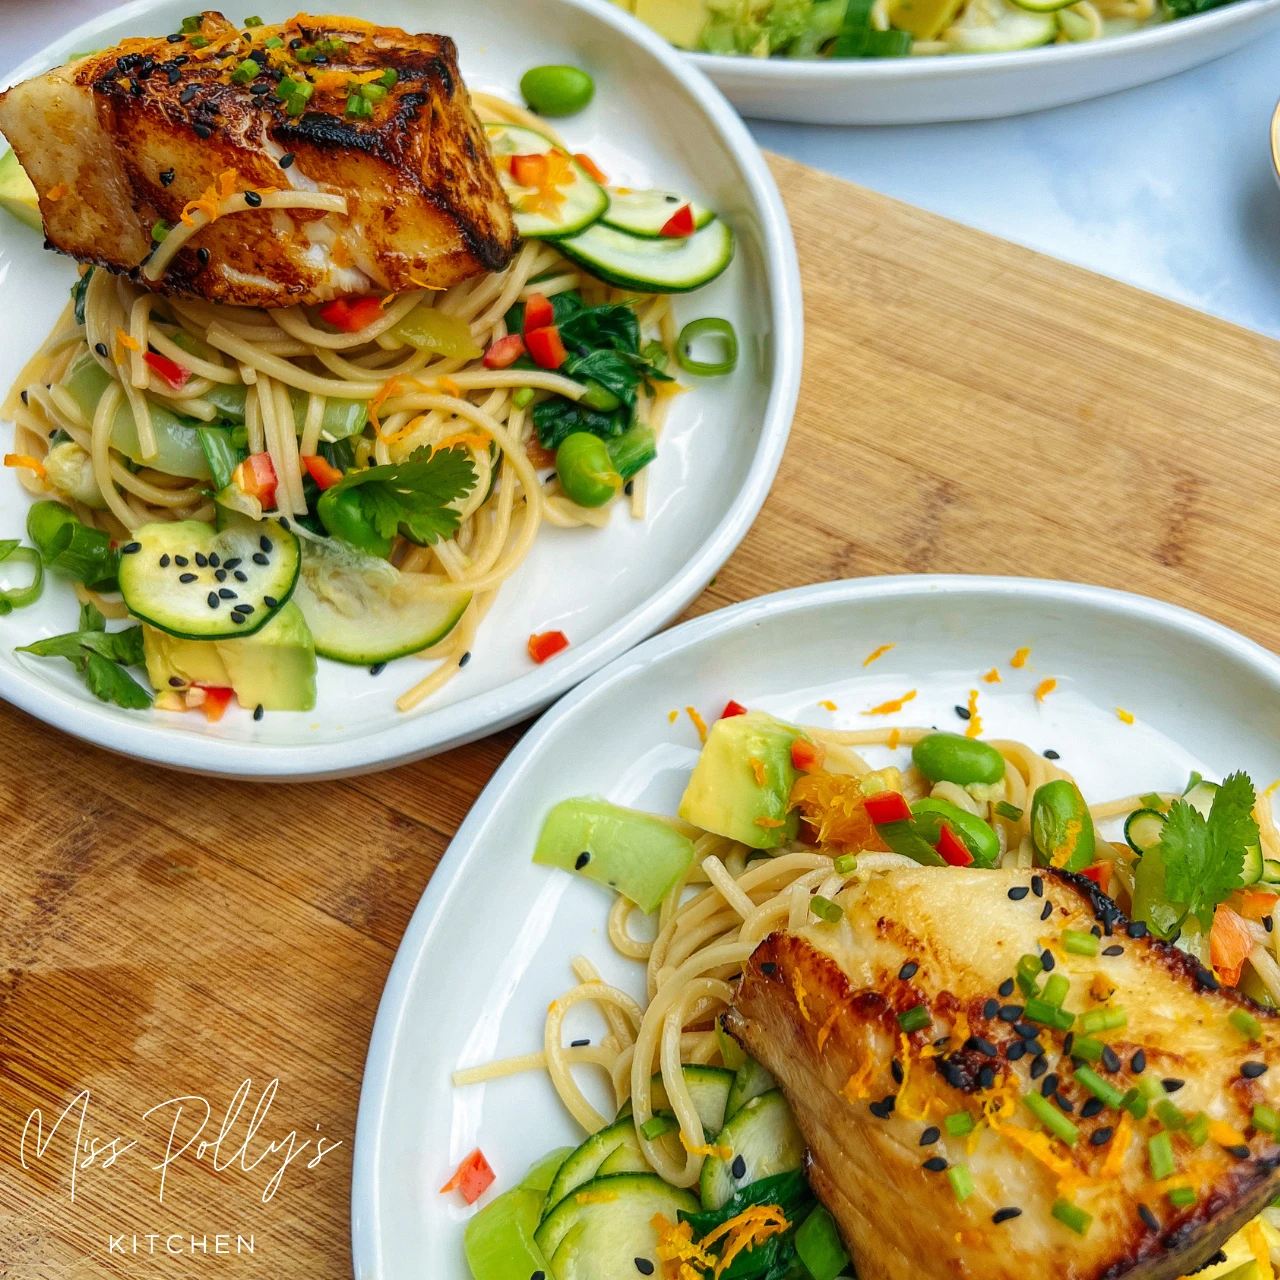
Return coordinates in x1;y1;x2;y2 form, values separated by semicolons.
0;0;799;778
352;574;1280;1279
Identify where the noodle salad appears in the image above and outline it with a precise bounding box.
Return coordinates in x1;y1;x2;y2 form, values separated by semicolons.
448;705;1280;1280
0;59;738;722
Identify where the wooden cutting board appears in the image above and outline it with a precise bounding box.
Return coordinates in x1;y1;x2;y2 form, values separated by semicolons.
5;153;1280;1277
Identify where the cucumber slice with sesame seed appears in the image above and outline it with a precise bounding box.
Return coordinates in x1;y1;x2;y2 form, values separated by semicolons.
698;1089;805;1210
602;188;713;238
118;518;298;640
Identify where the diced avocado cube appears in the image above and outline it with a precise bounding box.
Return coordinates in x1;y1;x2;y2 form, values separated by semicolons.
678;710;802;850
534;797;695;913
143;622;233;691
633;0;711;48
0;148;40;231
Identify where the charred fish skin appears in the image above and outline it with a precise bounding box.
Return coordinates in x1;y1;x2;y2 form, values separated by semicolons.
0;11;517;306
726;867;1280;1280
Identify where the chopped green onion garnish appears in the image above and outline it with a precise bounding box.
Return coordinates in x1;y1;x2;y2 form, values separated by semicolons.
810;895;843;924
640;1113;677;1140
1073;1066;1126;1110
512;387;535;410
264;35;284;48
1121;1087;1147;1120
346;92;374;119
1024;1092;1079;1146
1168;1186;1197;1208
898;1004;930;1034
1063;930;1099;957
295;44;321;62
181;14;202;31
1148;1131;1175;1181
1255;1105;1280;1137
1069;1035;1104;1063
833;853;858;875
361;82;388;102
151;219;171;243
319;36;347;53
230;58;259;84
190;35;210;47
1139;1076;1167;1101
1042;973;1070;1008
379;67;399;88
677;318;739;378
244;14;263;24
948;1165;974;1203
1024;997;1074;1031
1051;1199;1092;1236
1186;1112;1210;1146
995;801;1024;821
1078;1006;1127;1035
1155;1099;1186;1131
945;1111;974;1137
1016;954;1043;998
1231;1009;1263;1041
1139;792;1164;811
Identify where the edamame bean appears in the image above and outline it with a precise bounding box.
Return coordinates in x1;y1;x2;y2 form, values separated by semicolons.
520;65;595;117
911;797;1001;868
1030;779;1096;872
556;432;622;508
912;732;1006;786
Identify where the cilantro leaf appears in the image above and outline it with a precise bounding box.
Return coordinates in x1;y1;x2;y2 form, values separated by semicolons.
326;445;476;547
16;619;152;709
83;651;152;709
79;600;106;633
81;625;147;668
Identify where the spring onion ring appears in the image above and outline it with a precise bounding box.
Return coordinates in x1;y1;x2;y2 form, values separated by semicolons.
676;317;738;377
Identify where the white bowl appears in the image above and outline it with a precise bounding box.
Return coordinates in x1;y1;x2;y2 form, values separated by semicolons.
350;574;1280;1278
0;0;801;780
682;0;1280;124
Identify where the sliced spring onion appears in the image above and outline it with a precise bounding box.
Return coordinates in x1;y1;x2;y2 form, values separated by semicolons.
676;317;738;377
1073;1066;1125;1110
1078;1006;1126;1035
1148;1131;1175;1180
1051;1199;1092;1235
152;219;172;243
1016;953;1043;998
512;387;535;410
898;1004;930;1034
640;1113;678;1140
810;895;843;924
0;541;43;613
833;854;858;874
1024;1092;1078;1146
947;1165;974;1203
1185;1112;1209;1146
1063;930;1099;957
795;1205;849;1280
1024;997;1074;1031
1155;1100;1187;1131
26;500;118;589
1069;1035;1104;1063
1120;1087;1146;1120
944;1111;974;1137
1168;1186;1197;1208
1254;1105;1279;1136
995;801;1024;821
1139;792;1165;811
1139;1076;1167;1101
1231;1009;1263;1041
1042;973;1070;1008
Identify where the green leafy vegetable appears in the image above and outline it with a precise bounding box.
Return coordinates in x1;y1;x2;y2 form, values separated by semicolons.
0;540;44;614
679;1170;814;1280
71;267;95;326
319;445;475;548
17;601;151;709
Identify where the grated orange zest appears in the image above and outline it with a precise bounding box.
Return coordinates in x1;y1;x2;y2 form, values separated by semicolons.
791;970;811;1022
816;1003;841;1052
818;699;838;711
1035;678;1057;703
982;667;1002;683
679;1132;732;1160
1011;647;1031;668
686;705;708;744
1116;707;1135;725
863;643;895;667
4;453;45;479
749;757;766;787
863;690;917;716
368;376;402;435
964;688;982;739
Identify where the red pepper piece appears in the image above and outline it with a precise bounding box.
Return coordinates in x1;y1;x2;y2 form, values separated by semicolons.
528;630;569;664
439;1148;495;1205
864;792;912;826
318;295;384;333
525;325;567;370
720;699;748;719
510;153;548;188
199;686;235;723
484;334;526;370
1080;862;1113;895
522;291;554;335
935;822;974;868
232;452;278;509
301;454;344;490
791;738;826;773
574;152;608;184
659;204;696;238
143;350;191;390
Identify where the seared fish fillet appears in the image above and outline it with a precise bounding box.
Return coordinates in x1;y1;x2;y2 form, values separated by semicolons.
0;11;516;306
726;867;1280;1280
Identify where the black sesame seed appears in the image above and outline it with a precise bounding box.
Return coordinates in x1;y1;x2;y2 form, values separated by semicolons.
1226;1144;1251;1159
1041;950;1055;971
569;1038;590;1048
197;247;210;266
193;123;212;139
1006;1041;1026;1062
369;662;386;676
236;603;254;615
1128;920;1148;939
167;31;185;42
624;481;634;496
260;535;273;552
1029;1040;1046;1057
179;85;198;104
892;1058;904;1084
1131;1049;1146;1074
978;1065;995;1089
1054;1092;1073;1113
899;961;919;980
1008;886;1029;901
250;82;270;94
121;541;141;554
168;67;182;84
95;342;109;357
1040;901;1053;922
252;552;269;565
1090;925;1102;937
263;595;278;608
984;999;1000;1019
208;552;220;567
224;557;241;569
174;554;188;566
280;152;296;168
1091;1126;1114;1146
1102;945;1124;956
1101;1045;1121;1074
459;651;472;667
168;676;185;688
279;518;290;530
174;54;189;65
922;1156;948;1172
218;588;237;599
970;1037;998;1059
130;78;142;96
194;551;207;566
1015;1023;1038;1040
159;168;177;189
1242;1062;1268;1079
1162;1078;1184;1093
574;851;590;869
869;1096;896;1119
1195;965;1220;990
21;390;28;404
955;704;971;720
992;1208;1022;1225
1062;1032;1075;1056
731;1155;746;1179
934;1036;950;1049
253;703;264;720
1044;749;1060;760
159;553;170;567
634;1261;654;1277
179;572;197;583
231;613;246;624
215;568;227;582
244;190;262;207
999;978;1015;997
532;1273;545;1280
1080;1097;1104;1119
1041;1073;1060;1097
998;1005;1022;1022
920;1126;940;1145
1138;1204;1159;1231
234;570;248;582
207;592;219;608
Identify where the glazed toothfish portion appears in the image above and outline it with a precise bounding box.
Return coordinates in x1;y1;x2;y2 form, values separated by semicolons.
0;11;517;306
726;867;1280;1280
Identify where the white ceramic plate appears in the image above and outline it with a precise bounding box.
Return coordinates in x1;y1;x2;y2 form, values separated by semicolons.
0;0;800;780
677;0;1280;124
350;574;1280;1279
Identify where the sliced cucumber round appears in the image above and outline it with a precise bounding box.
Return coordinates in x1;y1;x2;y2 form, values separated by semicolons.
534;1173;698;1280
726;1056;776;1122
1242;845;1264;887
1124;808;1166;855
615;1066;734;1135
119;518;299;640
946;4;1056;50
543;1118;647;1216
555;218;734;294
1184;779;1219;818
699;1088;804;1211
1262;858;1280;887
602;188;713;238
290;534;471;666
485;122;607;240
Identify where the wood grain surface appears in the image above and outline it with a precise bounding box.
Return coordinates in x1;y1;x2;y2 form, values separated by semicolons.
4;153;1280;1278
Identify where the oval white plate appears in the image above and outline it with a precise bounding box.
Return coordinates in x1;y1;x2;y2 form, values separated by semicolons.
0;0;800;779
679;0;1280;124
351;574;1280;1278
